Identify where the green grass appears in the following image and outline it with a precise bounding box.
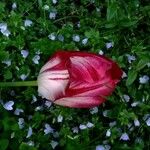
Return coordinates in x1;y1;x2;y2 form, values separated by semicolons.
0;0;150;150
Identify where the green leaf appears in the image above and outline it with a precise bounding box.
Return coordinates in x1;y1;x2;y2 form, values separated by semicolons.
136;59;150;71
31;39;62;55
107;2;118;21
126;70;138;86
4;70;12;80
0;51;9;61
0;139;9;150
19;143;37;150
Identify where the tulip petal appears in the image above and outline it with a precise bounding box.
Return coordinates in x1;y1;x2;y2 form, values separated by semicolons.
66;79;116;97
38;71;69;101
54;96;105;108
66;55;122;98
68;56;111;83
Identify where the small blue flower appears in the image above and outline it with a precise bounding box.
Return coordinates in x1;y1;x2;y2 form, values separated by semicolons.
106;42;114;49
21;50;29;58
18;118;25;129
139;75;149;84
14;108;24;115
120;133;130;141
57;34;64;42
26;127;33;138
48;33;56;40
57;115;63;123
49;12;57;19
50;140;58;149
24;19;33;27
3;101;14;110
52;0;57;4
126;54;136;63
72;34;80;42
82;38;88;45
12;2;17;9
32;55;40;64
44;123;54;135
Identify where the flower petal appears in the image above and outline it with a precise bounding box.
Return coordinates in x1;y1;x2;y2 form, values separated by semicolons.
38;71;69;101
66;79;116;97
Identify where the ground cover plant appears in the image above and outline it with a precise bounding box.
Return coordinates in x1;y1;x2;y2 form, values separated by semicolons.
0;0;150;150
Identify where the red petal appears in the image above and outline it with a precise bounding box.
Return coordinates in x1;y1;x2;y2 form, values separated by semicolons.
66;79;116;97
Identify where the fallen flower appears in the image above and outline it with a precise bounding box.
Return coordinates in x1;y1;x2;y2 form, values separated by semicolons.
37;51;122;108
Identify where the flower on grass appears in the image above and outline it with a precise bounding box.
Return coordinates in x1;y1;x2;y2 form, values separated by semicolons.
139;75;149;84
49;12;57;19
106;42;114;49
146;117;150;126
26;141;34;146
122;71;127;78
57;114;63;122
82;38;88;45
0;23;7;31
77;22;80;28
79;122;94;130
32;55;40;64
48;33;56;40
12;2;17;9
0;23;11;37
123;94;130;102
44;123;54;135
99;50;104;55
96;145;111;150
134;119;140;127
72;127;79;133
143;114;150;126
86;122;94;128
120;133;130;141
131;101;140;107
106;129;111;137
35;106;43;111
45;100;52;108
79;124;87;130
24;19;33;27
90;107;98;114
126;54;136;63
21;50;29;58
53;131;59;138
18;118;25;129
57;34;64;42
11;132;15;138
31;95;37;104
50;140;58;149
72;35;80;42
26;127;33;138
3;101;14;110
1;29;11;37
20;74;28;81
103;110;110;117
52;0;57;4
147;63;150;67
2;59;11;67
14;108;24;115
109;121;116;127
37;51;122;108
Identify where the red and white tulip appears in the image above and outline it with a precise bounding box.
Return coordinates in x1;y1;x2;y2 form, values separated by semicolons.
37;51;122;108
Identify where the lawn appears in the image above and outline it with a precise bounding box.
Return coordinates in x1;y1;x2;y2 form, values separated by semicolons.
0;0;150;150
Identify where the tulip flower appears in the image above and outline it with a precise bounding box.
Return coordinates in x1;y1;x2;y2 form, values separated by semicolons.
37;51;122;108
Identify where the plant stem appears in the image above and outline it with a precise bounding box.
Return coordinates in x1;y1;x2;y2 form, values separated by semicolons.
0;81;37;87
